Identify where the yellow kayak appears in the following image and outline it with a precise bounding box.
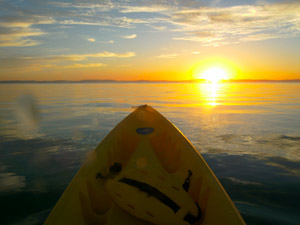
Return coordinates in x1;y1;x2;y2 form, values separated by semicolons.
44;105;246;225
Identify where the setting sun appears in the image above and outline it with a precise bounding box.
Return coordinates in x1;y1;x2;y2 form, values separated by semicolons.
191;58;237;83
202;67;228;83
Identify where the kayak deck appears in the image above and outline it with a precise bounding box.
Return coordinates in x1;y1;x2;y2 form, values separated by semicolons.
44;105;246;225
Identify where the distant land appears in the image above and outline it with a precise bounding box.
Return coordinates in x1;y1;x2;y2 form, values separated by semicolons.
0;79;300;84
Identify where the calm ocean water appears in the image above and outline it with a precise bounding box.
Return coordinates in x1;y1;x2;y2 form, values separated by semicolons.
0;82;299;225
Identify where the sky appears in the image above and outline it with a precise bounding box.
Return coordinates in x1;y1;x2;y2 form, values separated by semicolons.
0;0;300;81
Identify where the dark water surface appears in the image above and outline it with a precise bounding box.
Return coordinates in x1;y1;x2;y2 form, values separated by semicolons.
0;83;299;225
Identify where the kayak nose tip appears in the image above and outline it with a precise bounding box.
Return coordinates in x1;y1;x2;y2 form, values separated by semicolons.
132;104;148;109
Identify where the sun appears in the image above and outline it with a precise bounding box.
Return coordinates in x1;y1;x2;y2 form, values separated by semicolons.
201;67;228;83
191;58;237;83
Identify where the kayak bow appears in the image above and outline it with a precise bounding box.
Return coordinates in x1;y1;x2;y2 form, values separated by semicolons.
44;105;246;225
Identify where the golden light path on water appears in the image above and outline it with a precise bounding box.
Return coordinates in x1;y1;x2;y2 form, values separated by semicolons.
197;82;222;107
193;63;230;107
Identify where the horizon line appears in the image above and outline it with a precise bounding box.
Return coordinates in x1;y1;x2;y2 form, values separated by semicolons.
0;79;300;83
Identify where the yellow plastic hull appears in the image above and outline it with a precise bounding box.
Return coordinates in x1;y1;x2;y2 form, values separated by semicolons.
44;105;246;225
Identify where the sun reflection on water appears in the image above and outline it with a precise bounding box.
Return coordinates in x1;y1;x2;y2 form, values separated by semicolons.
198;82;222;107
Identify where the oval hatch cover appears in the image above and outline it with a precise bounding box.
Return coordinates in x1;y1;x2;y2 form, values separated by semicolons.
136;127;154;135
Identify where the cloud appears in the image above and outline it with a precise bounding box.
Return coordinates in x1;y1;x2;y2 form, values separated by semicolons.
146;24;167;30
86;51;136;58
99;40;114;44
60;20;104;26
49;1;115;11
63;63;106;69
0;16;55;47
25;1;148;28
0;51;135;71
0;16;55;28
122;34;137;39
50;1;173;14
240;33;279;42
167;2;300;45
37;51;135;62
0;38;41;47
120;5;172;13
0;26;45;47
152;25;166;30
88;38;96;42
157;53;178;58
60;16;147;28
1;51;135;64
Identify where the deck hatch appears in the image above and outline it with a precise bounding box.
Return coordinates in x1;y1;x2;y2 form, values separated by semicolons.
136;127;154;135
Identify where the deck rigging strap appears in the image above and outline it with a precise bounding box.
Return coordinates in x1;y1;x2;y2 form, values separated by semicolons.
118;177;202;224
